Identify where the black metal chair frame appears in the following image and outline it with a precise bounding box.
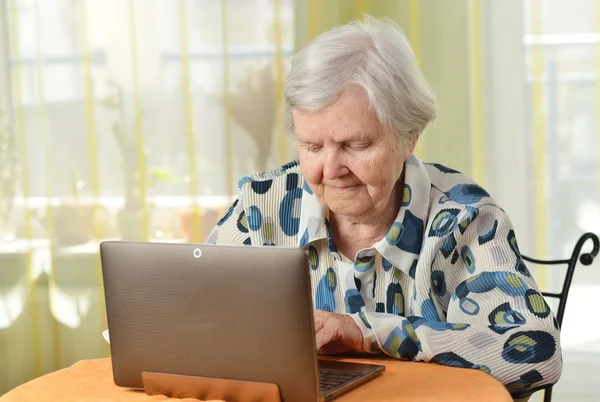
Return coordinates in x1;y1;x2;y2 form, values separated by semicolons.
521;232;600;402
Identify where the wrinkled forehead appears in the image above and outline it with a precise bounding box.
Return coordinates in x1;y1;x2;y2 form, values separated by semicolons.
292;90;386;143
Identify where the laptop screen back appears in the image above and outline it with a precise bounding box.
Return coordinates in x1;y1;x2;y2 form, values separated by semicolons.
100;241;320;402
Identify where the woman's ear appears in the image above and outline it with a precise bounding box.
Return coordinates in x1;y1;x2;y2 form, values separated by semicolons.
405;130;420;157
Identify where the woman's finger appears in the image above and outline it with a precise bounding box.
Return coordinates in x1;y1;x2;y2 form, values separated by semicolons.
313;310;327;333
315;325;333;351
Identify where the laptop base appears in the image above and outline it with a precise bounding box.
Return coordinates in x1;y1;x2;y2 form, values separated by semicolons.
318;360;386;401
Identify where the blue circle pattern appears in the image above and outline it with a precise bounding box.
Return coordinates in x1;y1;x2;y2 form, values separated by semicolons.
459;297;480;315
421;297;441;321
247;206;262;231
454;270;532;321
355;255;375;272
505;370;544;397
408;259;418;279
308;245;319;270
382;322;421;359
315;267;337;312
442;184;490;205
508;229;531;277
386;283;404;315
382;257;393;272
345;289;366;313
396;211;424;254
458;206;480;234
440;233;457;259
428;209;460;237
324;219;339;254
488;302;527;325
250;179;273;194
279;187;303;236
515;260;531;277
461;245;476;274
236;211;249;233
431;270;446;296
525;289;551;318
286;173;299;191
385;222;404;245
507;229;521;256
430;352;491;375
477;218;497;244
502;331;556;364
464;271;528;297
402;184;412;207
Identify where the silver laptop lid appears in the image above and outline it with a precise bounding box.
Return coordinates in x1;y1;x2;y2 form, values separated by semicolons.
100;241;320;402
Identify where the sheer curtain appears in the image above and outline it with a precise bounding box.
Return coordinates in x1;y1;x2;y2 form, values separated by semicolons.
0;0;295;392
1;1;598;400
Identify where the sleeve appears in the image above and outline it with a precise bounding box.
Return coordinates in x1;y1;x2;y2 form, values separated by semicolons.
205;194;250;246
350;205;562;398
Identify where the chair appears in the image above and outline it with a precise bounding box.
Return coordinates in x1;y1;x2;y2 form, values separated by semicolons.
521;232;600;402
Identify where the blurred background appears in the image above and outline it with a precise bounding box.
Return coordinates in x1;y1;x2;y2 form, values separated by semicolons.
0;0;598;400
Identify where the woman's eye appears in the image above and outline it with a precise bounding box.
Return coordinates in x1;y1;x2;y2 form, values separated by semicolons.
350;142;370;150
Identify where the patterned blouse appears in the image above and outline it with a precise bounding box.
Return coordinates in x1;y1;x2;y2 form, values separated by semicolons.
207;154;561;398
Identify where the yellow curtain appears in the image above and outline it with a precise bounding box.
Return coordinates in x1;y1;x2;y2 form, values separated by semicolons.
0;0;294;391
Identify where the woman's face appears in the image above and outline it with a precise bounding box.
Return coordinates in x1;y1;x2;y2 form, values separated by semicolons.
293;90;415;218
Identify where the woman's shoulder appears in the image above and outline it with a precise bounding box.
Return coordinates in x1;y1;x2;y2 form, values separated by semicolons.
421;163;515;248
423;162;504;221
237;160;300;186
236;160;303;202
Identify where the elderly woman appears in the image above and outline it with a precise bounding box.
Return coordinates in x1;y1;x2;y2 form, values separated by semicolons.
207;17;561;399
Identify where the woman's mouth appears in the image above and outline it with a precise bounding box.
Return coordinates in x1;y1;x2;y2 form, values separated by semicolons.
329;184;359;191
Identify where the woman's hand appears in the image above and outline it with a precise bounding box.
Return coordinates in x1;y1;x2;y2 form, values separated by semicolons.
314;310;365;355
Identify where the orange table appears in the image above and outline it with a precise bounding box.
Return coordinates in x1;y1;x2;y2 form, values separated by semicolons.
0;357;512;402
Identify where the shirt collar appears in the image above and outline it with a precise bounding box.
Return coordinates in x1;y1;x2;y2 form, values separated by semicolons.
297;179;329;247
297;154;431;274
373;154;431;276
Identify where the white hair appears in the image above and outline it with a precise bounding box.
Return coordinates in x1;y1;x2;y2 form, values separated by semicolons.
284;16;437;145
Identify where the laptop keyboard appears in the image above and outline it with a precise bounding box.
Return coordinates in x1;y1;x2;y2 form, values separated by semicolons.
319;368;362;392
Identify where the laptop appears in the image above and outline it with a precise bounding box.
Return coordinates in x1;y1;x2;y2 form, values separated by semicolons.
100;241;385;402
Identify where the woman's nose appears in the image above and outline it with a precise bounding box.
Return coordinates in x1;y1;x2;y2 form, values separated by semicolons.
322;150;349;180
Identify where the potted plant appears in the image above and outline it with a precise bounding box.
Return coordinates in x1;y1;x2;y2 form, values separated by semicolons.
228;63;278;172
100;83;181;240
99;82;146;240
